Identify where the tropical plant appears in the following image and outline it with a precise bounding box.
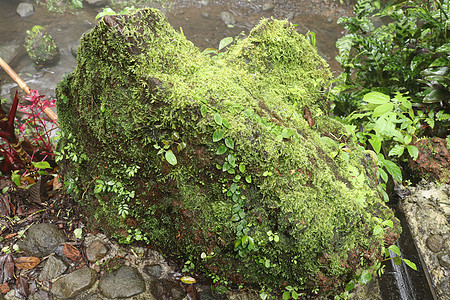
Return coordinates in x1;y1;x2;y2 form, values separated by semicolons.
333;0;449;136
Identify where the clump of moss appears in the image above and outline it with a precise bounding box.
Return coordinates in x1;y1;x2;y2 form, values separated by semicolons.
24;25;59;68
56;8;400;296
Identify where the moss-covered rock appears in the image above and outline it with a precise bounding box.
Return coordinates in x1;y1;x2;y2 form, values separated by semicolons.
25;25;59;67
55;8;400;295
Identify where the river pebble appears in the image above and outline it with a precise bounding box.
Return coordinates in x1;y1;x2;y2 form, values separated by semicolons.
17;223;67;257
99;266;145;298
51;266;97;299
16;3;34;18
426;234;443;253
220;11;236;26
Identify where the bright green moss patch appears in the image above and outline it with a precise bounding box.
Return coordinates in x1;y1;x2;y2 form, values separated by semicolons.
56;8;400;295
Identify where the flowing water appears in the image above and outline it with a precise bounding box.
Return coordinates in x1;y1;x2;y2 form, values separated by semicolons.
0;1;438;299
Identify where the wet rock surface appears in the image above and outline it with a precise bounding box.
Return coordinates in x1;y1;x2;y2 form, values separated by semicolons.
401;181;450;299
16;3;34;18
98;266;145;298
51;266;97;299
17;223;66;257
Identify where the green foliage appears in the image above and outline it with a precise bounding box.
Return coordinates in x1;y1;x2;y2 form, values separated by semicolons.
38;0;83;12
334;0;449;136
344;91;440;197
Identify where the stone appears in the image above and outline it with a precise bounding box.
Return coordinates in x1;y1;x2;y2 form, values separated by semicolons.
17;223;66;257
85;239;108;263
24;26;59;68
28;290;52;300
426;235;443;253
220;11;236;26
16;3;34;18
56;8;400;294
145;264;163;278
98;266;145;298
150;279;185;300
0;44;21;66
262;3;274;11
51;266;97;299
85;0;107;7
437;252;450;268
38;255;68;281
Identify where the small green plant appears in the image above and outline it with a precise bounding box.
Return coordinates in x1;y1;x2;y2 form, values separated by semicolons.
202;37;234;58
334;0;449;136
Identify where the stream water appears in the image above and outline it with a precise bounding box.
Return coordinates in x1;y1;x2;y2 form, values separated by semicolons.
0;1;438;299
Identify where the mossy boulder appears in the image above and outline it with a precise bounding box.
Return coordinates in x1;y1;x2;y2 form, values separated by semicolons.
25;25;59;68
55;8;400;295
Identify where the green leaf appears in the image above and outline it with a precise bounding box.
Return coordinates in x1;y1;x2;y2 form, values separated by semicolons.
393;256;402;265
403;259;417;270
218;37;233;51
214;113;222;126
363;92;390;104
372;103;394;117
388;245;401;256
32;161;51;169
382;159;402;182
406;145;419;160
282;292;290;300
358;270;372;285
377;168;388;183
212;129;224;142
165;150;177;166
239;163;246;173
241;235;249;247
225;137;234;149
245;175;251;183
227;154;236;167
373;225;383;235
345;280;355;291
95;8;116;20
200;105;207;117
381;220;393;228
74;228;83;239
369;136;382;154
222;118;230;129
216;144;227;155
388;145;404;157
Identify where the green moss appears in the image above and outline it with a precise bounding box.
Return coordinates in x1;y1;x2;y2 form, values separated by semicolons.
56;8;400;295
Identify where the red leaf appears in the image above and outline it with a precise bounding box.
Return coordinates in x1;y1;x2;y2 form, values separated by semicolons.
62;244;82;261
0;282;10;294
15;276;28;298
3;254;14;282
14;257;40;270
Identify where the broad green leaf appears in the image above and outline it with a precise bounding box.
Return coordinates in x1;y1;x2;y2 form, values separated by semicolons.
345;280;355;291
382;159;402;183
225;137;234;149
382;219;393;228
241;235;249;247
403;259;417;270
202;48;218;55
212;129;224;142
214;113;222;125
222;118;230;129
74;228;83;239
373;225;383;235
165;150;177;166
377;168;388;183
245;175;251;183
227;154;236;167
358;269;372;285
32;161;51;169
407;145;419;160
369;136;382;154
200;105;207;117
363;91;390;104
388;245;401;256
218;37;233;51
373;103;394;117
388;145;404;157
239;163;246;173
216;144;227;155
282;292;290;300
393;256;402;265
